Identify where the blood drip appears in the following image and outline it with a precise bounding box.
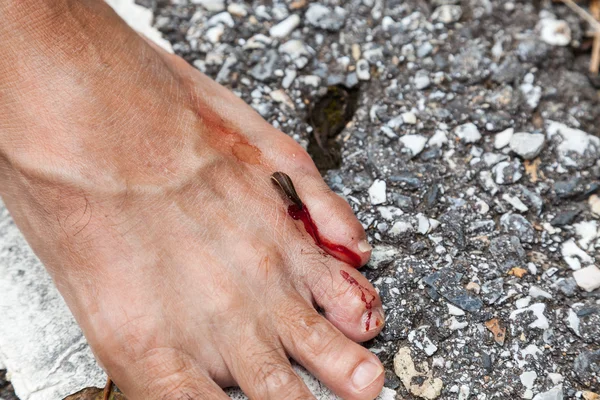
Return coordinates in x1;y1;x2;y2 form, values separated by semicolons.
339;270;377;331
288;204;362;267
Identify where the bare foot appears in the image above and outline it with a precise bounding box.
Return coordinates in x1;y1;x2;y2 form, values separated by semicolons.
0;2;384;399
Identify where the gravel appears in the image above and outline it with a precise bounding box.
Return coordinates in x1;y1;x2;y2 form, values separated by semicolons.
3;0;600;399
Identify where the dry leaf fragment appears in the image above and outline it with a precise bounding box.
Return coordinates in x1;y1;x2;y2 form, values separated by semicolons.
64;387;127;400
485;318;507;346
508;267;528;278
524;158;541;183
583;391;600;400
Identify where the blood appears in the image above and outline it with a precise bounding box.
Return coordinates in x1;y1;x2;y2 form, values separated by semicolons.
288;204;362;268
339;270;377;331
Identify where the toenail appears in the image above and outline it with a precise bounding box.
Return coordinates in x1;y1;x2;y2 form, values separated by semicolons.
358;239;372;253
363;308;385;332
351;359;384;391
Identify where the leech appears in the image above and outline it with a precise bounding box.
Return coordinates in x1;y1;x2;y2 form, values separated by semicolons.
271;171;362;267
271;172;303;209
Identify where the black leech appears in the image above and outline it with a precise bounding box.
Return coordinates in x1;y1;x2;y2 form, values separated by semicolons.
271;172;303;209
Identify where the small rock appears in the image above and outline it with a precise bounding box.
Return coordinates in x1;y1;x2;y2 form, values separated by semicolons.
532;385;563;400
495;128;514;149
520;370;537;389
432;5;462;23
356;59;370;81
493;159;523;184
550;209;581;227
589;194;600;217
510;303;550;330
402;112;417;125
305;4;346;31
562;239;593;270
269;14;300;38
191;0;225;12
573;266;600;292
369;179;387;205
546;121;600;169
269;89;295;109
369;245;397;269
414;70;431;90
529;286;552;299
400;135;428;157
279;39;314;69
502;193;528;213
447;303;465;316
394;347;443;400
490;235;526;272
454;123;481;143
509;132;545;160
227;3;247;17
500;213;535;243
537;18;571;46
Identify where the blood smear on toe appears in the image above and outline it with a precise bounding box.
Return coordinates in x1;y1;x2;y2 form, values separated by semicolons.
287;204;362;268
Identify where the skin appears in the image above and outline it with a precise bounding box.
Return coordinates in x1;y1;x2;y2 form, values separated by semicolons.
0;1;386;399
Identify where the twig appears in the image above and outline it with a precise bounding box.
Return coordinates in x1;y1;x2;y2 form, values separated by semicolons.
591;0;600;74
102;378;113;400
561;0;600;31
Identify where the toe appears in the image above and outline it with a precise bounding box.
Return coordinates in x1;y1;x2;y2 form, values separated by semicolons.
307;262;384;342
223;330;316;400
272;167;372;268
277;295;385;400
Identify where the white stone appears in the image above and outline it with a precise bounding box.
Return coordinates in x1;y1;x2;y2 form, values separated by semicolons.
402;112;417;125
282;69;297;89
529;286;552;299
566;308;580;337
206;24;225;43
191;0;225;12
378;206;404;221
494;128;514;149
432;5;462;23
532;385;563;400
394;347;443;400
389;220;414;236
227;3;248;17
428;130;448;147
547;373;564;385
447;317;468;331
573;266;600;292
356;59;371;81
520;370;537;389
590;195;600;217
509;132;545;160
538;19;571;46
516;296;531;309
369;245;398;269
454;123;482;143
546;121;600;167
510;303;549;330
414;70;431;90
279;40;314;69
502;193;528;212
562;239;593;270
269;89;295;109
458;385;470;400
207;11;235;27
369;179;387;205
447;303;465;316
574;220;598;250
269;14;300;38
400;135;428;156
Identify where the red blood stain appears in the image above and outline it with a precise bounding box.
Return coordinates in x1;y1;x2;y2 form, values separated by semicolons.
339;270;377;331
288;204;362;267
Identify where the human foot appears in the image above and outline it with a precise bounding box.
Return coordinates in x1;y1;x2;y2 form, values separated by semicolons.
0;1;384;399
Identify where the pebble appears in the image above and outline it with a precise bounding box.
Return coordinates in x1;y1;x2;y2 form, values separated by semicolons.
532;385;563;400
537;18;571;46
447;303;465;316
394;347;443;400
529;286;552;299
547;121;600;169
510;303;549;330
561;239;593;270
432;5;462;23
573;266;600;292
402;112;417;125
454;123;482;143
493;160;523;185
502;193;528;212
368;179;387;205
279;40;313;69
191;0;225;12
205;24;225;43
227;3;247;17
589;195;600;217
501;213;535;243
414;70;431;90
269;14;300;38
494;128;514;149
356;59;371;81
305;4;346;31
509;132;545;160
520;370;537;389
400;135;428;157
